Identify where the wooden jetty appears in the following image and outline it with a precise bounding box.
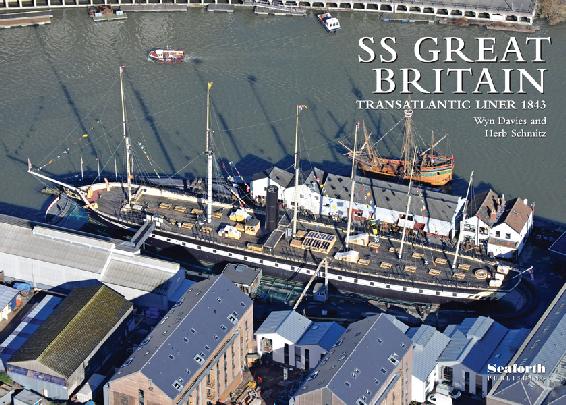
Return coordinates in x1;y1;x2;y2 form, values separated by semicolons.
0;10;52;27
207;4;234;12
121;4;187;12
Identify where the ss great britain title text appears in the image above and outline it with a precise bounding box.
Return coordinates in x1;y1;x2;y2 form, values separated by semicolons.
357;36;551;98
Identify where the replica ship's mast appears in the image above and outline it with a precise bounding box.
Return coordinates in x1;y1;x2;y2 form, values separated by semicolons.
292;104;307;236
452;171;474;269
400;109;415;174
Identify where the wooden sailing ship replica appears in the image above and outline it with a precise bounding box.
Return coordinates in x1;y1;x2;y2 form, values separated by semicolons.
344;110;455;186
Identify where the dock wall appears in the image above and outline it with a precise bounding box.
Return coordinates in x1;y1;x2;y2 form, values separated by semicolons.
0;0;537;25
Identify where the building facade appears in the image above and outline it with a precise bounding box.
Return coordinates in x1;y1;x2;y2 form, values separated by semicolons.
105;275;254;405
487;198;534;259
251;166;294;201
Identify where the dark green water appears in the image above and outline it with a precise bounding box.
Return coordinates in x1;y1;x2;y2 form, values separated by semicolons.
0;9;564;223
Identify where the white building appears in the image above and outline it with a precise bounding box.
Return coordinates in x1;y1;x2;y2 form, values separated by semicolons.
320;173;465;238
282;167;325;215
0;214;189;310
461;189;505;246
250;166;294;201
0;285;19;321
487;198;534;259
436;317;528;398
255;310;344;370
407;325;451;403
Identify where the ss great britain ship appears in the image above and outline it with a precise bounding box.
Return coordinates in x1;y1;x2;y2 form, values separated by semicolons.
343;110;455;186
28;66;524;304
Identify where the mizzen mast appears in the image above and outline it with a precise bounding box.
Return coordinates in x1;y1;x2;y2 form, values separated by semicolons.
119;65;133;206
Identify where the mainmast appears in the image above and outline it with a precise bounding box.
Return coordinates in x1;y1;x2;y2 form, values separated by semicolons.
119;65;132;205
206;82;214;224
398;144;418;260
452;171;474;269
345;122;359;250
400;109;415;172
292;104;307;236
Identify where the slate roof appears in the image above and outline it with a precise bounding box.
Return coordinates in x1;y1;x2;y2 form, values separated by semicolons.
438;316;528;375
467;189;503;226
253;166;294;188
111;275;252;400
497;198;533;233
489;284;566;405
222;263;261;286
9;284;132;379
323;173;462;223
295;314;411;405
407;325;450;381
256;310;312;344
0;285;18;310
303;167;325;194
297;322;345;351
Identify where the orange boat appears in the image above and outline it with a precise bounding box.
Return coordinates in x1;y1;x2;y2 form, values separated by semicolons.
344;110;454;186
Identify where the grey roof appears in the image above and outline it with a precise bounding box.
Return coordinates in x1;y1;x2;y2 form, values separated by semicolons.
297;322;345;351
303;167;325;194
438;316;529;375
222;263;261;286
253;166;294;188
295;314;411;405
0;214;180;294
111;275;252;400
467;189;503;226
489;284;566;405
0;285;18;310
323;173;462;223
9;284;132;379
256;310;312;344
384;313;410;334
407;325;450;381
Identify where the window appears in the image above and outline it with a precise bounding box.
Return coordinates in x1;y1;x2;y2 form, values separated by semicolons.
172;381;182;391
506;233;511;239
138;389;144;405
228;312;238;324
295;350;302;364
194;354;205;365
495;231;501;237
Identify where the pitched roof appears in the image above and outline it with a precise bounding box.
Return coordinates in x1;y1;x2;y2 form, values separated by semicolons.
467;189;503;226
111;275;252;400
295;314;411;404
323;173;462;223
9;284;132;379
222;263;261;286
489;284;566;405
297;322;345;351
256;310;312;344
252;166;294;188
407;325;450;381
303;167;325;194
497;198;533;233
0;285;18;309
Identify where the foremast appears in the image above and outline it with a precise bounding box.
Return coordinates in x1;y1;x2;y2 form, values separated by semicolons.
119;65;133;206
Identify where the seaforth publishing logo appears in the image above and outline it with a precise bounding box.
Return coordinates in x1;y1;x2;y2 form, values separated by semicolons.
487;363;546;374
487;363;547;382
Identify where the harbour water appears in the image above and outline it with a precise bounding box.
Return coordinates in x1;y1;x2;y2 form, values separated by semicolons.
0;9;564;223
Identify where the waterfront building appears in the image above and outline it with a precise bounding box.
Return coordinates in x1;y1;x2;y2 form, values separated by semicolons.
251;166;294;201
487;283;566;405
0;214;188;310
292;314;412;405
104;274;253;405
0;295;63;372
7;284;133;401
222;263;262;297
321;173;464;238
487;198;534;259
436;316;528;398
256;309;344;370
406;325;451;403
283;167;326;215
461;189;505;246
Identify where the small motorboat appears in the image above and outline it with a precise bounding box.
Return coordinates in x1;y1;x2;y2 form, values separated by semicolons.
148;49;185;64
317;12;341;32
